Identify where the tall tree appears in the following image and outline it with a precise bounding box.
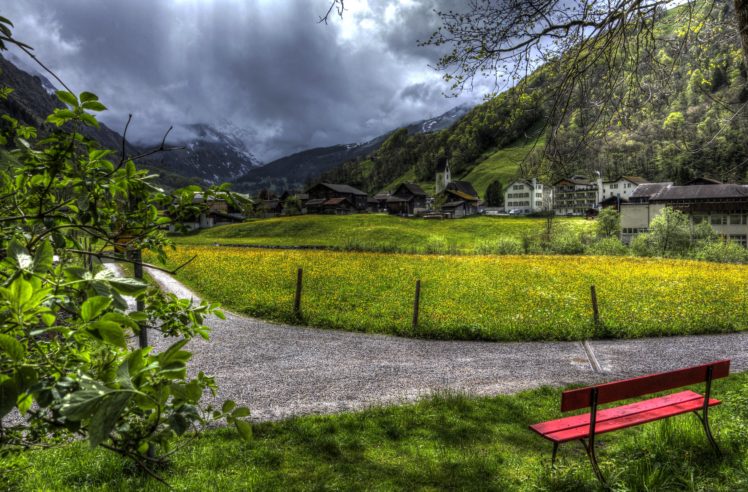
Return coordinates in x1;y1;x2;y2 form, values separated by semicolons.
485;179;503;206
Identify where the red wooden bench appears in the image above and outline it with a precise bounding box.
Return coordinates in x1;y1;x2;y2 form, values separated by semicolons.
529;360;730;484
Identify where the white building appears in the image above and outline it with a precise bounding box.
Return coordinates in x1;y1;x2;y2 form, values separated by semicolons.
598;175;649;203
553;176;597;215
504;179;553;214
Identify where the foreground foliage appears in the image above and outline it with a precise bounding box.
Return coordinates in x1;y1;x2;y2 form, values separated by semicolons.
163;246;748;341
9;372;748;491
0;19;249;481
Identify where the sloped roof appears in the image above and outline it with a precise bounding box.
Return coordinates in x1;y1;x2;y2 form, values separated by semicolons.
446;189;479;202
386;196;409;203
607;176;648;185
441;201;466;209
446;181;479;198
554;177;591;186
305;198;326;206
651;184;748;201
630;182;673;200
373;193;391;200
435;157;449;172
312;183;368;195
323;197;351;206
395;182;427;197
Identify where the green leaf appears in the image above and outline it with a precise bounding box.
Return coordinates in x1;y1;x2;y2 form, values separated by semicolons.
0;334;25;361
100;312;139;331
60;378;112;421
0;376;19;418
56;90;78;107
235;419;252;441
231;407;250;419
79;91;98;103
8;239;32;270
89;320;126;348
32;240;54;273
222;400;236;414
82;101;107;112
17;392;33;415
89;392;131;448
81;296;112;322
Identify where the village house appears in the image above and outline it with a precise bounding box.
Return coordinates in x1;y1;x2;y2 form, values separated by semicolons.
305;183;369;213
440;181;480;218
369;192;390;212
169;192;250;231
553;176;598;215
504;178;553;214
386;183;428;215
620;181;748;246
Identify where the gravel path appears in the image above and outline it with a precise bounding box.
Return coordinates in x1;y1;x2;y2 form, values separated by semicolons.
140;266;748;422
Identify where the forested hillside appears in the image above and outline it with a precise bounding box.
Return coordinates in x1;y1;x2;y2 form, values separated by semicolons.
320;0;748;195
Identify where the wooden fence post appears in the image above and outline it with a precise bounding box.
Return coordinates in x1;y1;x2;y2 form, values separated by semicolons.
294;268;303;317
590;285;600;335
133;248;147;348
412;280;421;329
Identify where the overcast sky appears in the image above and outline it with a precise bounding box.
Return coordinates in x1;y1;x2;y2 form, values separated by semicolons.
4;0;487;161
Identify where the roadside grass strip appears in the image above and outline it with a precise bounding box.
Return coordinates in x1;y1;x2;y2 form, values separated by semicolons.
11;373;748;491
161;247;748;341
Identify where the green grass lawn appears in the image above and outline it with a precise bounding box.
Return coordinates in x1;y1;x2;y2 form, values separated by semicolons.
10;373;748;491
159;247;748;341
461;137;544;198
174;214;592;253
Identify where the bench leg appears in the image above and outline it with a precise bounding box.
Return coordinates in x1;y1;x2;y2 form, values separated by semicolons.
579;438;607;486
692;410;722;456
551;442;559;468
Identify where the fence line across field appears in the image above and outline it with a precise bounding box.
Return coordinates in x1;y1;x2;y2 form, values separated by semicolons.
288;269;606;337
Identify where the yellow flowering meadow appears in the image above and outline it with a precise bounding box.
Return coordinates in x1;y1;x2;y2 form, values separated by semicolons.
163;246;748;341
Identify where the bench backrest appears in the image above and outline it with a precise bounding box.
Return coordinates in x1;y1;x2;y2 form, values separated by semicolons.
561;360;731;412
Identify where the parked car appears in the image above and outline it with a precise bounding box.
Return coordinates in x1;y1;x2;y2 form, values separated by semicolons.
508;209;521;216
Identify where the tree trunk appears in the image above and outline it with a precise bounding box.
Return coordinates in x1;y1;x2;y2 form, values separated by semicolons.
735;0;748;69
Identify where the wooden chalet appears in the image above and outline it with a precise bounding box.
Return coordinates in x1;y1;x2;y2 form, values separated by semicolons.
306;183;368;211
386;183;428;215
440;181;480;218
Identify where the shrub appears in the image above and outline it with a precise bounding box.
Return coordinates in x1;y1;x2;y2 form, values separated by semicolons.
546;232;586;255
595;208;621;238
587;237;628;256
693;240;748;264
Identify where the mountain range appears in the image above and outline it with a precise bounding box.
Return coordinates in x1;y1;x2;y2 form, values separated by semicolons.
0;53;472;193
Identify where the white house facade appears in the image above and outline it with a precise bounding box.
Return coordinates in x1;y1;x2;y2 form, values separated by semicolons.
505;179;553;214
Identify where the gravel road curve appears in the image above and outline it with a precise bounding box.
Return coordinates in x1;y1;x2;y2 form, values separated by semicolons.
140;266;748;422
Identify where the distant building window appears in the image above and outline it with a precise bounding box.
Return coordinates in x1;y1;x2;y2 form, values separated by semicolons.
729;215;747;225
513;185;523;190
711;215;728;225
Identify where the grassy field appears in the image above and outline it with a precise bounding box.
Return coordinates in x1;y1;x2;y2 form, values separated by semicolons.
461;137;543;197
160;246;748;341
174;214;592;253
10;373;748;491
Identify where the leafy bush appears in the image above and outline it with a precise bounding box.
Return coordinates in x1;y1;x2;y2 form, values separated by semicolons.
0;20;249;483
587;237;628;256
595;208;620;238
694;240;748;264
545;231;586;255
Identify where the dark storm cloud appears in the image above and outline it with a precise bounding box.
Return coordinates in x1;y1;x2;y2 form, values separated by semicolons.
3;0;480;161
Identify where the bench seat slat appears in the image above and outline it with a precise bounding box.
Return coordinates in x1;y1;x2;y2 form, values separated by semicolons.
530;390;720;443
